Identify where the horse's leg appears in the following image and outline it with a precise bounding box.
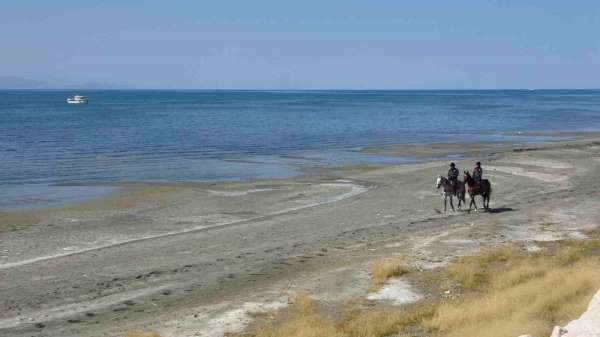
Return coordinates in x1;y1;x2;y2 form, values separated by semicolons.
472;195;479;211
449;195;455;212
443;194;447;212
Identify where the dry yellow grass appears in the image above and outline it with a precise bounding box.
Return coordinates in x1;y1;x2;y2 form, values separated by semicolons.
182;237;600;337
425;236;600;337
341;305;434;337
238;294;344;337
369;257;410;288
251;314;343;337
428;260;600;337
238;299;434;337
291;293;314;315
444;245;523;291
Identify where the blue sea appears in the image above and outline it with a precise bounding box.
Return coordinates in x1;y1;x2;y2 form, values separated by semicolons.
1;90;600;210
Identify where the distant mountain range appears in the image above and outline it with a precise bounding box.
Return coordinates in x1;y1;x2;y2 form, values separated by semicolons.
0;76;49;89
0;76;124;89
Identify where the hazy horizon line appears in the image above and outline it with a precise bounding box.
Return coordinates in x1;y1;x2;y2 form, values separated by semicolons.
2;88;600;91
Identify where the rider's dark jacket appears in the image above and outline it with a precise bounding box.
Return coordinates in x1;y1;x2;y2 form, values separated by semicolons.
448;167;459;181
473;166;483;182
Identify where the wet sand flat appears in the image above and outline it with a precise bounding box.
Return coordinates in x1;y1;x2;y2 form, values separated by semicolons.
2;136;600;337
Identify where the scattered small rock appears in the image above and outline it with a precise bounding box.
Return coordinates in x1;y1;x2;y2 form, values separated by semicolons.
549;326;567;337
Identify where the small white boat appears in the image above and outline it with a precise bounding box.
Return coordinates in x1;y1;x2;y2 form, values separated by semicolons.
67;94;88;104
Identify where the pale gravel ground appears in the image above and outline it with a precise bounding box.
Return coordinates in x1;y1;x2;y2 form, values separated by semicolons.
561;290;600;337
2;137;600;337
366;279;421;306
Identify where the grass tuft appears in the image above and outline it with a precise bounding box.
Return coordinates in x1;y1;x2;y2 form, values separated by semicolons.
291;293;314;315
369;257;410;288
341;305;435;337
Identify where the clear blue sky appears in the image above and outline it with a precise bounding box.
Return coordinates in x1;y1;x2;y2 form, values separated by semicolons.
2;0;599;89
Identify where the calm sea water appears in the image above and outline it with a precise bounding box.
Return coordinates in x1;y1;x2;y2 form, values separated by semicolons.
1;90;599;209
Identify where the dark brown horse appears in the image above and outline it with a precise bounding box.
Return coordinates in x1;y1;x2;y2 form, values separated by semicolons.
463;171;492;211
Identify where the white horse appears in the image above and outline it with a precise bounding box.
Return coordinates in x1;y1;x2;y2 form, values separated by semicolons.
436;176;466;212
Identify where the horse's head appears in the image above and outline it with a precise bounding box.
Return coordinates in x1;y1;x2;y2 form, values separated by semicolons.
463;170;471;181
436;175;443;189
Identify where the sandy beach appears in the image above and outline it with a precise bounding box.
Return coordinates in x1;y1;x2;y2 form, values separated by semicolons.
2;135;600;337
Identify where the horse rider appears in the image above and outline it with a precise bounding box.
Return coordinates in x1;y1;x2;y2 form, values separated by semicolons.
447;162;459;193
473;161;483;185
